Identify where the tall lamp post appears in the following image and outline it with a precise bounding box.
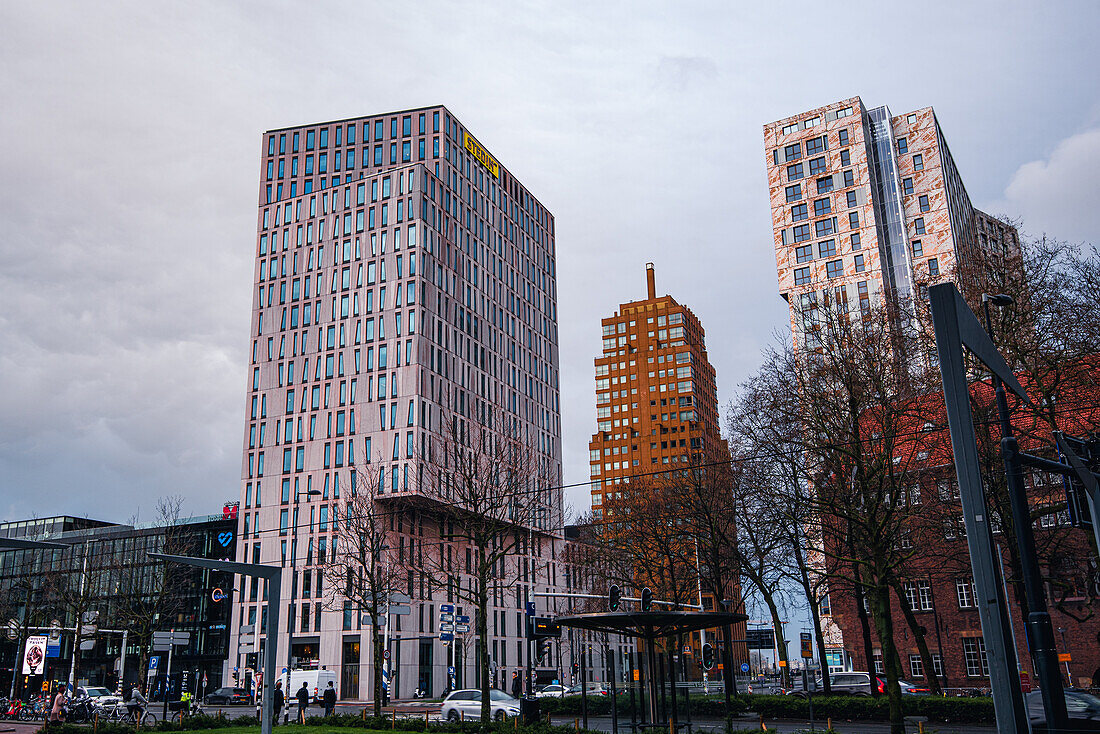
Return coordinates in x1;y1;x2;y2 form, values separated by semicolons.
286;487;321;705
981;292;1068;731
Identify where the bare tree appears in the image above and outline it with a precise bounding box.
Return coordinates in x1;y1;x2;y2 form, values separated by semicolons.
114;496;191;692
323;462;400;715
416;404;548;721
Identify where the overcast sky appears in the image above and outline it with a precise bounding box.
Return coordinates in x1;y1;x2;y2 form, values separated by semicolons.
1;0;1098;525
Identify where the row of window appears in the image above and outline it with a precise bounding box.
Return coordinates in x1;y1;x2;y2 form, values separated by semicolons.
267;112;442;158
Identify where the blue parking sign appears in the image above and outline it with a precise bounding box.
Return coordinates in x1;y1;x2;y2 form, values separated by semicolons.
149;656;160;672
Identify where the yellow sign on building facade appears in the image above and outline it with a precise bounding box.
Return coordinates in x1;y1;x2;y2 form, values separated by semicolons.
463;132;500;179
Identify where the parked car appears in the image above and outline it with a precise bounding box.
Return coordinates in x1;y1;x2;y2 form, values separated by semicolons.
535;684;567;698
286;669;338;704
827;672;873;696
1026;689;1100;731
565;682;610;696
441;689;521;721
204;687;251;706
77;687;122;707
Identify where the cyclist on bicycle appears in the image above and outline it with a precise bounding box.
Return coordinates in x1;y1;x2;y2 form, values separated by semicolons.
127;686;147;721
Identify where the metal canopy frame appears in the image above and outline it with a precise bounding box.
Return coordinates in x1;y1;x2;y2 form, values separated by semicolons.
149;553;281;734
557;610;747;732
929;283;1070;733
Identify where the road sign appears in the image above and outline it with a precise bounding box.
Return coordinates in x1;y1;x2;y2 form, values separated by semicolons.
525;601;536;616
79;639;95;651
800;632;813;659
740;663;750;674
389;604;411;615
149;656;160;671
239;644;256;653
457;615;470;624
439;632;454;642
440;623;454;632
456;624;470;633
153;631;190;645
777;660;787;667
1058;653;1072;662
440;613;454;623
389;592;411;605
45;641;60;657
240;624;255;634
383;649;390;660
23;635;47;674
440;604;455;614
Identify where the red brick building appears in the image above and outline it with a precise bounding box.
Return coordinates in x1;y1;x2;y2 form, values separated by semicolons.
826;372;1100;691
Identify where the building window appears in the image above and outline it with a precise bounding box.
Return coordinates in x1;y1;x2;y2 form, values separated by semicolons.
873;650;885;675
793;224;811;243
809;157;826;175
909;654;924;679
904;581;934;611
791;203;808;222
826;260;843;279
806;136;825;155
897;136;908;154
912;240;923;257
814;218;836;237
818;239;836;258
843;170;855;187
813;198;831;217
796;244;814;263
919;194;930;212
851;232;861;249
902;177;914;195
907;113;917;125
785;184;802;202
962;638;989;677
840;149;851;166
784;142;802;161
854;254;865;272
782;122;799;135
817;176;834;193
838;128;849;146
787;163;804;181
913;153;924;171
929;258;939;277
956;578;976;608
794;267;811;285
849;211;860;229
914;218;926;235
846;191;858;208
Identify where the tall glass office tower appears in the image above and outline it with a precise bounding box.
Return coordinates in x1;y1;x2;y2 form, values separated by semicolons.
230;106;566;700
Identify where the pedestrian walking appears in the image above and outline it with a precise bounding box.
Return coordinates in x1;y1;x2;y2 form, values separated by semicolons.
511;671;521;699
296;682;310;724
272;680;284;725
322;681;336;718
50;685;67;726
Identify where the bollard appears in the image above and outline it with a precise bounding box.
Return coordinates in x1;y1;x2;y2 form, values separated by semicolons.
363;709;367;720
94;713;98;734
392;711;396;729
425;711;429;729
827;718;832;731
515;715;518;729
759;715;766;730
575;718;579;731
669;720;674;734
918;723;924;734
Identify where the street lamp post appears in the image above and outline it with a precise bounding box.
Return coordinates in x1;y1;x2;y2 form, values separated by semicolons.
285;487;321;714
981;292;1068;731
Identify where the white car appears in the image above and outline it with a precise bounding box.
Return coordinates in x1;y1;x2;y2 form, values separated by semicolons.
77;686;123;707
535;684;567;698
441;689;521;721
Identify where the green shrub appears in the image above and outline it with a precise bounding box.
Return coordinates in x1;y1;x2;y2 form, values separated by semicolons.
739;693;995;724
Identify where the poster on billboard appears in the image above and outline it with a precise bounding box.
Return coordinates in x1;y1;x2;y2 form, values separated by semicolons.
23;635;48;675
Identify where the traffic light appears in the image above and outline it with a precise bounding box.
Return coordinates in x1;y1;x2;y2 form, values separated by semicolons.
537;638;551;664
701;643;715;671
609;585;621;612
640;587;653;612
572;662;579;675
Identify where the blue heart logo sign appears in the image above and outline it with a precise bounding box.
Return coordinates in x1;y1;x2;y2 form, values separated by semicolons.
218;532;233;547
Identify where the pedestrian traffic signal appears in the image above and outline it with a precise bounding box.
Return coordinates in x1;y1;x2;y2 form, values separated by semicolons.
537;638;551;664
640;587;653;612
701;643;715;671
572;662;578;675
609;585;621;612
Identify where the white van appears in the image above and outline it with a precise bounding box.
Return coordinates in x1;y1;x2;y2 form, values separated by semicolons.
285;668;338;704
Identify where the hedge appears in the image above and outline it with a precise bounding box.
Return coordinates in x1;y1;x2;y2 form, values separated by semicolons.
537;694;748;717
742;694;995;725
40;715;601;734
